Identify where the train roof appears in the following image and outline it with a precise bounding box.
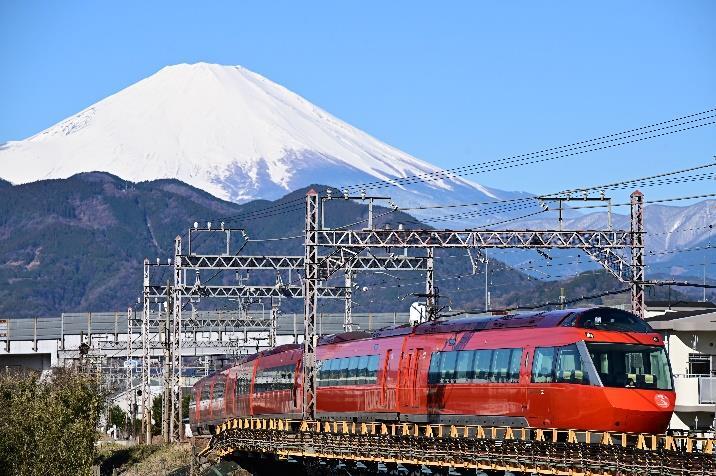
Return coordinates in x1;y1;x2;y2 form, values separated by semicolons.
413;309;575;335
329;307;653;341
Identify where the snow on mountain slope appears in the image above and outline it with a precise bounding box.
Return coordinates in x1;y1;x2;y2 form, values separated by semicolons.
0;62;527;219
498;200;716;278
513;200;715;254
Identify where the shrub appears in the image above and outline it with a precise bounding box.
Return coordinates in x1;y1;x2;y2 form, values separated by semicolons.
0;368;104;476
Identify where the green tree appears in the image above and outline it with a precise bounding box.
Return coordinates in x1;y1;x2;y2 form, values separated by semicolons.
108;404;127;429
0;368;104;476
152;394;163;436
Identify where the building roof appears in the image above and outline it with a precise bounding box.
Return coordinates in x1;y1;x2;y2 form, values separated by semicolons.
646;300;716;310
646;309;716;331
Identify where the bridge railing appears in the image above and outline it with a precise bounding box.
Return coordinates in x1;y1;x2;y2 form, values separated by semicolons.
204;417;716;476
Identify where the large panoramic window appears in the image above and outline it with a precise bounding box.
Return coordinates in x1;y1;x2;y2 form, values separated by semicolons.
531;347;555;383
555;344;590;385
532;345;591;385
586;343;673;390
428;348;523;385
318;355;380;387
254;364;295;393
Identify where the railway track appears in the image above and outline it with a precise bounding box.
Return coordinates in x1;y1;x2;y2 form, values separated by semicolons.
201;418;716;475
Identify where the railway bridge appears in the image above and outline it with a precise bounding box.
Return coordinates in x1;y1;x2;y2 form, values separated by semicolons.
198;417;716;475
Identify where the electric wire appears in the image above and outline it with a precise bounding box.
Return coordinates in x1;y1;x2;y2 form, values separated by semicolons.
344;110;716;191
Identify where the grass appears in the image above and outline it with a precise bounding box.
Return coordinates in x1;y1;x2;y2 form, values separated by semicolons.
96;443;192;476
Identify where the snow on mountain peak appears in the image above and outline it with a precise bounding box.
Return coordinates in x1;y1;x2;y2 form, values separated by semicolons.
1;62;518;211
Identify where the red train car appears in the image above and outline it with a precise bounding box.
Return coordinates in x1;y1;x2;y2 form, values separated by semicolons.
189;307;675;434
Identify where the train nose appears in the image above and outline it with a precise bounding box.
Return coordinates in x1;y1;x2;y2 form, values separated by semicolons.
605;389;674;433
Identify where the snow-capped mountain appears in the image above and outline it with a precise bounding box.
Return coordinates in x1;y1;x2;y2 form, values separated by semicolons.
0;62;528;222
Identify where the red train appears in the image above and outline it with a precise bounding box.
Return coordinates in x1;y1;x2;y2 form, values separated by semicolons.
189;307;675;434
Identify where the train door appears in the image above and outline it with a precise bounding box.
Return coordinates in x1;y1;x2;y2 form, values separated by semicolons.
399;347;423;410
526;346;554;427
398;350;412;408
381;349;396;409
411;348;426;409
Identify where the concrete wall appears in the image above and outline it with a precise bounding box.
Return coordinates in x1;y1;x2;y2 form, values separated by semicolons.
0;352;51;371
664;330;716;431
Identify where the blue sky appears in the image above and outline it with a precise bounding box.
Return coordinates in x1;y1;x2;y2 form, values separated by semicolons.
1;1;714;199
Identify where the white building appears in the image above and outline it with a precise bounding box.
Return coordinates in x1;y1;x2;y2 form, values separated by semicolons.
646;300;716;431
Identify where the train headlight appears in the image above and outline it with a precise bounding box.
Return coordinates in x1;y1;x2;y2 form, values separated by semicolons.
585;332;594;339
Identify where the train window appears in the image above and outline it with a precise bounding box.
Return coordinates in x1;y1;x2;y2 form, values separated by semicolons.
490;349;512;383
347;357;360;384
329;359;338;386
201;383;210;401
455;350;475;382
440;351;458;383
428;352;442;384
586;343;673;390
357;355;370;385
318;359;331;387
331;359;342;386
555;344;589;385
235;372;249;395
564;308;653;333
532;347;556;383
323;359;335;386
319;355;379;386
338;358;350;385
473;349;492;383
213;378;225;399
317;361;326;387
429;348;522;385
254;364;295;393
254;371;267;393
368;355;379;383
508;349;523;382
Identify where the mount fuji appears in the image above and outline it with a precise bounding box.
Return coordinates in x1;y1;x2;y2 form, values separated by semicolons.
0;62;529;223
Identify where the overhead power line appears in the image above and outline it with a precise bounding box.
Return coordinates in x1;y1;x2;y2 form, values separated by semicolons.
187;107;716;227
440;287;631;316
345;108;716;191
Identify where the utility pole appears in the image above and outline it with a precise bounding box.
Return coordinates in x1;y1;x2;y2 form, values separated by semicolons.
125;307;133;440
705;225;712;302
630;190;645;318
171;236;183;442
162;282;171;443
303;190;319;420
425;248;436;320
141;259;152;444
484;256;489;312
344;268;353;332
269;298;279;347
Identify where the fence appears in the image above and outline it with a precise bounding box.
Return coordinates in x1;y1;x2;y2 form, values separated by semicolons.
0;311;413;347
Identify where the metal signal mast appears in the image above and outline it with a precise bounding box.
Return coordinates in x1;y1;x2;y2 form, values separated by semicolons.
299;189;646;419
138;187;645;427
140;209;430;438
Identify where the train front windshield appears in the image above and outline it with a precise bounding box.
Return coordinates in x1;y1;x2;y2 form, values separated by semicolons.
586;343;673;390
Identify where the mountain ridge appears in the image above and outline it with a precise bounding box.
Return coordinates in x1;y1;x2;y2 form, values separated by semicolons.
2;172;677;317
0;62;529;225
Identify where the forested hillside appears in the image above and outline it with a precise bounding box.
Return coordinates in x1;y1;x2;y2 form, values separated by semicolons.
0;173;680;317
